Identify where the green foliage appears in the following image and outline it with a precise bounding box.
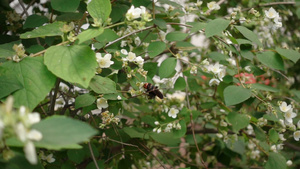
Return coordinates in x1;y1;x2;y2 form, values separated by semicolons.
1;0;300;168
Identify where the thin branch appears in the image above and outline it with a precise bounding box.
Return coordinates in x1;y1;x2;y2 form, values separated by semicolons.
104;25;155;49
88;142;99;169
31;41;69;57
18;0;29;17
259;2;295;7
21;0;35;17
49;78;61;114
184;76;208;169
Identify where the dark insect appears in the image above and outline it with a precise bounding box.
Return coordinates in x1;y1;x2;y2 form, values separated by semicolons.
143;83;164;99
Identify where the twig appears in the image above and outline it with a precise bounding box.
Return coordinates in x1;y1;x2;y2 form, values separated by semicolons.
104;25;155;48
88;141;99;169
31;41;69;57
184;76;208;169
18;0;29;17
49;78;61;114
21;0;35;17
259;2;295;7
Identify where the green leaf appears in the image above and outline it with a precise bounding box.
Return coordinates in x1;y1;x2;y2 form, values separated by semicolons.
89;76;117;94
44;45;97;88
174;77;186;90
67;149;86;164
251;83;279;92
141;115;156;127
235;26;263;47
205;18;230;38
224;85;252;106
87;0;111;21
20;22;65;39
187;22;206;33
51;0;80;12
257;51;284;71
23;14;48;29
32;115;98;150
236;39;252;45
253;125;266;141
149;132;181;146
173;120;187;138
269;129;279;143
208;52;228;61
75;94;96;109
0;40;21;58
227;112;250;132
148;41;166;58
123;127;149;139
226;139;245;155
276;47;300;63
263;114;279;122
240;50;254;61
159;58;177;78
0;73;23;99
143;62;158;79
77;28;104;44
0;57;56;111
153;18;167;29
265;153;287;169
166;31;188;41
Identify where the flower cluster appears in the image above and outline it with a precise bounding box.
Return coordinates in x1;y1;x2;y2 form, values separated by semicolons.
12;44;27;62
39;151;55;164
0;97;42;164
126;5;151;22
121;50;144;68
207;1;220;11
264;7;282;29
153;120;181;134
99;111;120;129
201;59;226;86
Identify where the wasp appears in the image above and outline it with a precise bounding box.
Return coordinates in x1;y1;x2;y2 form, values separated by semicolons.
143;83;164;99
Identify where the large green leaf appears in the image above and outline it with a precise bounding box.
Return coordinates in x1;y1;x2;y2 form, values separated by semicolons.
148;41;166;58
23;14;48;29
269;129;279;143
224;85;252;106
251;83;279;92
208;52;228;61
89;76;117;94
77;28;104;44
227;112;250;132
166;31;188;41
0;57;56;111
265;153;287;169
123;127;149;139
149;132;181;146
0;73;23;99
256;51;284;71
20;22;64;39
159;58;177;78
87;0;111;21
51;0;80;12
276;47;300;63
44;45;97;88
205;18;230;38
235;26;263;47
32;115;98;150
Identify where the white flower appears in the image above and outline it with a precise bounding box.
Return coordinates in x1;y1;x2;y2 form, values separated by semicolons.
117;95;122;100
216;133;223;138
175;123;181;130
126;5;142;21
24;141;37;164
45;153;55;163
127;52;136;62
279;101;292;113
121;49;128;55
168;108;179;118
297;120;300;129
279;134;286;141
217;69;226;81
284;109;297;124
27;129;43;141
154;121;160;125
157;127;162;133
15;123;27;142
250;150;260;159
120;40;127;47
246;124;254;135
270;145;277;152
166;91;186;102
245;66;251;72
28;113;41;125
96;53;114;68
226;58;236;66
208;62;222;74
265;7;279;19
207;1;220;10
209;78;220;86
135;56;144;67
134;37;141;46
293;131;300;141
96;98;108;110
286;160;293;166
